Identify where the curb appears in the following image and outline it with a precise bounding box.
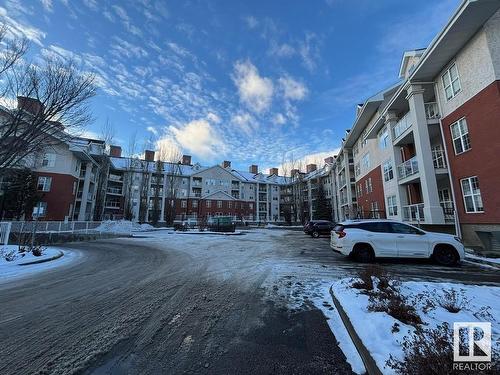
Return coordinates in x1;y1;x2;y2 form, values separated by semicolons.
169;231;244;236
329;286;383;375
18;250;64;266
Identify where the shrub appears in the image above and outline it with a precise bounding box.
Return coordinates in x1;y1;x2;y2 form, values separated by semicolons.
438;288;469;313
32;245;43;256
387;323;499;375
367;282;423;327
351;264;389;291
1;248;18;262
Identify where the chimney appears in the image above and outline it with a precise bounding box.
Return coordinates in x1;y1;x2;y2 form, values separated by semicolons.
306;164;317;173
17;96;44;116
324;156;334;164
144;150;155;162
249;165;258;174
181;155;192;165
222;160;231;168
269;167;278;176
109;145;122;158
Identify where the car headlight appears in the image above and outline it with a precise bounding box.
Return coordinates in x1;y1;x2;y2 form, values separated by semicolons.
454;236;463;244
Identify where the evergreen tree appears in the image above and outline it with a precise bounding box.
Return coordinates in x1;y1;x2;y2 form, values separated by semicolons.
315;182;332;221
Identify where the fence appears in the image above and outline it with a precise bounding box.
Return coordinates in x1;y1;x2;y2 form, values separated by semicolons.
0;222;11;246
6;221;103;234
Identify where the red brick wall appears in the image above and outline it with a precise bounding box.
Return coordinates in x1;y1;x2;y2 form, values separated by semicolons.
34;172;77;220
441;80;500;224
356;166;386;216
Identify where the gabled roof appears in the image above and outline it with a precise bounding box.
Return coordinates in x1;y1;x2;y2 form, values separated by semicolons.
398;49;426;79
202;190;236;200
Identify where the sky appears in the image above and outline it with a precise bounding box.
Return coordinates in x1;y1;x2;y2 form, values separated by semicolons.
1;0;461;172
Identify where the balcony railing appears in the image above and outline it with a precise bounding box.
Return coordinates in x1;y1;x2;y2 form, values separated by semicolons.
425;102;439;120
339;178;347;187
397;156;419;180
107;187;122;195
393;112;412;139
402;203;425;222
432;147;447;169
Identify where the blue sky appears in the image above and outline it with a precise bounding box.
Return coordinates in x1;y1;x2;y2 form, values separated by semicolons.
1;0;460;171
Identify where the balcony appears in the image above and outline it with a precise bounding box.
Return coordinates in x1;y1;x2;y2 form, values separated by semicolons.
397;156;419;180
105;201;121;209
432;146;447;169
402;203;425;222
108;175;123;183
393;112;412;140
425;102;439;120
338;177;347;188
107;187;122;195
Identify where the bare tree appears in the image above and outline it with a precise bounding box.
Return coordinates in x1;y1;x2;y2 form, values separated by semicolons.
0;56;96;175
159;143;183;225
123;134;137;221
93;119;115;221
0;25;28;83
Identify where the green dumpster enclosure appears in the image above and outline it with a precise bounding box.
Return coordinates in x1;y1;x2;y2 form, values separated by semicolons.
208;216;235;232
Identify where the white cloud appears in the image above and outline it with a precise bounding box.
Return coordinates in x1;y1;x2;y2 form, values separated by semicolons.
279;76;308;101
269;41;295;58
231;112;258;136
278;149;340;175
272;113;286;125
206;112;221;123
232;60;273;113
298;32;321;72
168;119;226;160
243;16;259;29
0;7;46;46
146;126;158;135
40;0;52;12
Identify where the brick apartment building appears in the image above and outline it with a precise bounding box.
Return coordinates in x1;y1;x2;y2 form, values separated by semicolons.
331;0;500;251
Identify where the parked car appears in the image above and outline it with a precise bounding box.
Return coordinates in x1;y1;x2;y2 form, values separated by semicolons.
330;219;465;266
304;220;336;238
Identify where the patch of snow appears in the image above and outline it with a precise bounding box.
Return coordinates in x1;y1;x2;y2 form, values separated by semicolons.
0;245;81;283
331;279;500;374
95;220;154;234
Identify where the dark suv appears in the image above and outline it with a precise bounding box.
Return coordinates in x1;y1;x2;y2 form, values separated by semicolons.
303;220;335;238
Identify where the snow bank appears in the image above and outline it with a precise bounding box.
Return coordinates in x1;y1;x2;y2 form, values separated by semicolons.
331;279;500;374
95;220;154;234
0;245;79;283
466;253;500;265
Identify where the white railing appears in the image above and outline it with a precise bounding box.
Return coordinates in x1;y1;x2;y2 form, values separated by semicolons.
0;222;12;245
397;157;419;180
6;221;103;234
402;203;425;222
393;112;412;140
425;102;439;119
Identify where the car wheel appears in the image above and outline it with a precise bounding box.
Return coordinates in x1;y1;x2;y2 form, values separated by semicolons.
354;246;374;263
312;231;320;238
434;246;458;266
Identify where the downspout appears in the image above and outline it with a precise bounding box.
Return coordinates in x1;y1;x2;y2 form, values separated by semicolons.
434;81;461;238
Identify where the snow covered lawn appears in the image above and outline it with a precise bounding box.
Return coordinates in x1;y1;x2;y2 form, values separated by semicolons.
0;245;79;283
331;277;500;374
466;253;500;266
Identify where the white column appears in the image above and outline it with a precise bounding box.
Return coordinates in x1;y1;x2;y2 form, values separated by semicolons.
406;84;444;224
78;162;92;221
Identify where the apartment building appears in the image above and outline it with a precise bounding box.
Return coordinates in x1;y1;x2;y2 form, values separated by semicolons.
332;0;500;251
102;148;289;223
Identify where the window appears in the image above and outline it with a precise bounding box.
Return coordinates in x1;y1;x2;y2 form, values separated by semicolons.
37;176;52;192
354;162;361;177
379;128;389;149
361;153;370;170
228;201;232;208
368;178;372;193
353;143;359;156
432;144;447;168
181;200;187;208
33;202;47;217
358;222;391;233
450;118;470;155
383;160;394;182
365;179;369;194
217;200;222;208
389;222;423;235
206;200;211;208
442;63;461;100
41;153;56;167
192;200;198;208
370;201;380;218
460;176;483;213
249;203;253;210
357;184;362;197
387;195;397;216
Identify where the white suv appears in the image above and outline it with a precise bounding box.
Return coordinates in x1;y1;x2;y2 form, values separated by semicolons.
330;219;465;266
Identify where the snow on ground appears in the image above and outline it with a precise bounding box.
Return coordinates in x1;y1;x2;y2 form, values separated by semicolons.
331;278;500;374
95;220;154;234
0;245;81;283
466;253;500;265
